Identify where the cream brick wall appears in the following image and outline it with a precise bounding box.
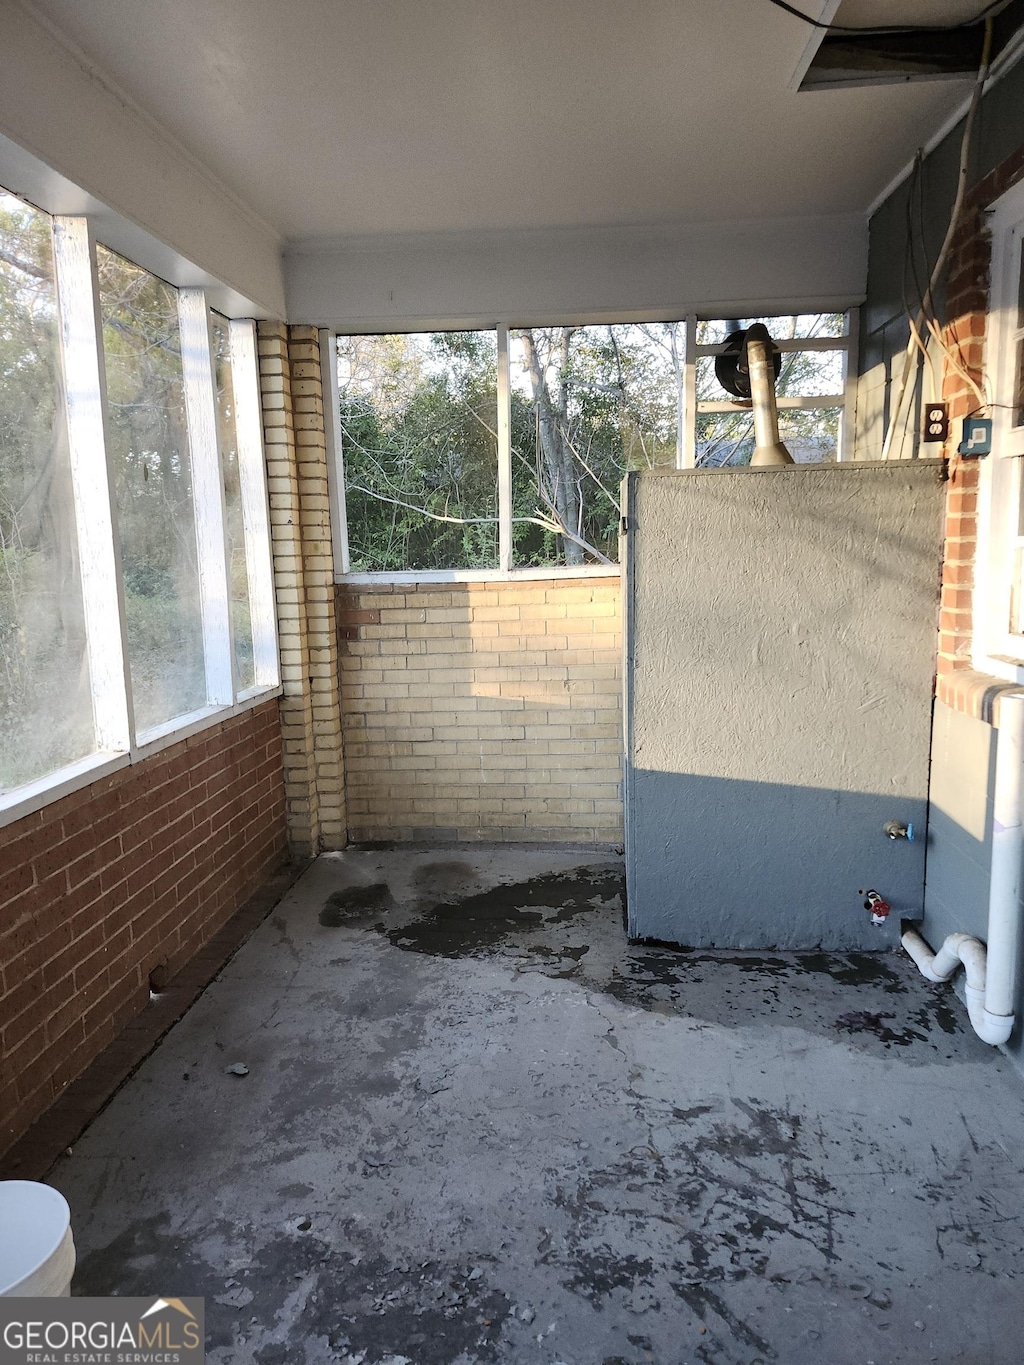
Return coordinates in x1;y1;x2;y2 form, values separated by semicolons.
337;578;623;843
257;323;345;855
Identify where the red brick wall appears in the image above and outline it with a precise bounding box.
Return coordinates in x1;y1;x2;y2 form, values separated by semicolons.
936;148;1024;713
0;699;287;1157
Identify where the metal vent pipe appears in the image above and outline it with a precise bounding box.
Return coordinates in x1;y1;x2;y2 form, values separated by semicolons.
743;324;795;467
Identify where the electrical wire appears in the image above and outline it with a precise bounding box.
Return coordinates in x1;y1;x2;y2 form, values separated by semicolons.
880;15;995;459
767;0;1011;36
901;152;941;401
903;146;991;410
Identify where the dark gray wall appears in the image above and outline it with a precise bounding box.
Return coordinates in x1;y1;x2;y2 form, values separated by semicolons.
923;700;994;948
859;56;1024;454
624;462;945;950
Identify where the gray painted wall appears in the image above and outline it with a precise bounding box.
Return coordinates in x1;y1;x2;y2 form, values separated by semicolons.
924;701;994;947
624;462;944;950
857;55;1024;458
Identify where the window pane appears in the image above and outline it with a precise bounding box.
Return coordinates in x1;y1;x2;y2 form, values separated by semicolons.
777;349;845;396
697;407;841;466
212;314;255;691
779;407;842;463
1013;337;1024;429
0;193;93;791
697;313;846;344
697;350;844;401
510;324;681;567
98;246;206;732
338;332;499;572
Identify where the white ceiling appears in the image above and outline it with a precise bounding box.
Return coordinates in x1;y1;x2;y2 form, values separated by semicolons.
23;0;983;242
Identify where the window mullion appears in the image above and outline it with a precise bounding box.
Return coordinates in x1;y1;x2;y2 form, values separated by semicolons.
179;288;235;706
51;216;134;752
231;319;280;688
497;324;512;572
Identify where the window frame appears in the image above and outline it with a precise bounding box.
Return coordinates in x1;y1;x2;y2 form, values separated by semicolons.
0;205;280;828
328;312;855;584
975;177;1024;682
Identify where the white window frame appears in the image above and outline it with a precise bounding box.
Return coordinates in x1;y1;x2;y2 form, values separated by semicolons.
329;311;855;584
685;313;855;467
975;177;1024;682
0;208;280;829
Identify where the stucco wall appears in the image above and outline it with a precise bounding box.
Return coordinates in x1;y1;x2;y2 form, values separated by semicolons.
624;463;944;950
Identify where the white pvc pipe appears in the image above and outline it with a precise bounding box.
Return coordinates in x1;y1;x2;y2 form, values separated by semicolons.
901;691;1024;1048
901;928;1011;1044
986;691;1024;1020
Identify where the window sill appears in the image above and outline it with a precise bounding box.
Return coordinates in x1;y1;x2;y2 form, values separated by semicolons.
974;652;1024;687
0;750;131;832
131;687;283;760
338;565;622;585
0;686;282;832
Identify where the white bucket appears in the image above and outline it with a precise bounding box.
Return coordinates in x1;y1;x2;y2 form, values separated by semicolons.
0;1181;76;1296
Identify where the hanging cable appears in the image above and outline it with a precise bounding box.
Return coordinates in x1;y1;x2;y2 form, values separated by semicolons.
901;152;942;402
880;16;995;460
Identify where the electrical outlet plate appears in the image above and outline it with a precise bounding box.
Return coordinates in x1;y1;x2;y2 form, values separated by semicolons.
923;402;949;444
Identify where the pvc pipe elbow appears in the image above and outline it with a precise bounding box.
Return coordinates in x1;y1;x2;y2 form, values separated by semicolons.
965;981;1015;1044
901;928;949;982
902;930;1012;1046
939;933;987;990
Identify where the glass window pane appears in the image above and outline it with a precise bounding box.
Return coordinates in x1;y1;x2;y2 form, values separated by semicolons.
697;313;846;345
338;332;499;572
212;314;255;691
777;349;845;397
509;324;681;567
0;192;94;791
696;410;757;467
698;344;844;400
98;246;206;732
1013;337;1024;429
697;407;841;466
779;407;842;463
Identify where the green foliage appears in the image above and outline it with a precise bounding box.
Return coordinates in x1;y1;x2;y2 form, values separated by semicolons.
0;195;92;791
97;246;206;730
338;315;847;573
339;332;499;571
510;324;682;566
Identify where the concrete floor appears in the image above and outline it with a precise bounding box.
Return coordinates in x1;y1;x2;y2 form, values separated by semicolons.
52;846;1024;1365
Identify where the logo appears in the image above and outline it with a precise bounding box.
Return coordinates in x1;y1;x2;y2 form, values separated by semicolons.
0;1296;205;1364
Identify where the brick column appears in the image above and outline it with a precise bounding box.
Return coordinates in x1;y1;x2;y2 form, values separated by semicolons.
288;327;346;849
256;323;345;854
932;153;1024;715
935;204;987;691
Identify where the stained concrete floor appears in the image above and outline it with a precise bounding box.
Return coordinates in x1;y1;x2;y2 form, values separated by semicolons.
51;846;1024;1365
